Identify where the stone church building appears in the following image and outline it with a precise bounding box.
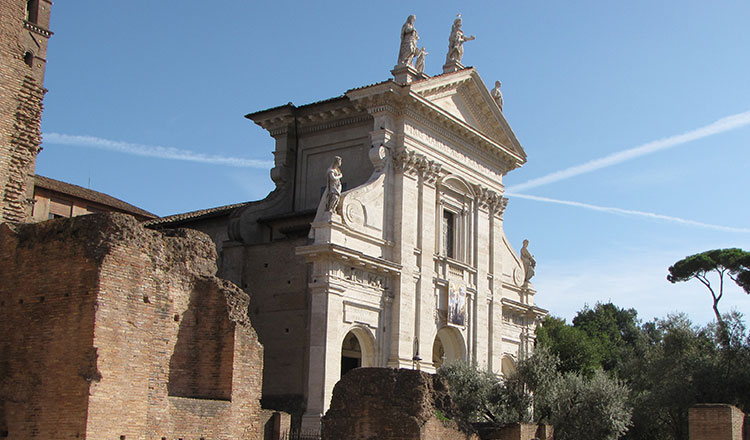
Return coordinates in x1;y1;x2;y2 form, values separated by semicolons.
0;0;547;431
152;42;547;430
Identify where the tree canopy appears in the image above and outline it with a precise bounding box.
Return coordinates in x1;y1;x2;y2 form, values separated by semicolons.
667;248;750;336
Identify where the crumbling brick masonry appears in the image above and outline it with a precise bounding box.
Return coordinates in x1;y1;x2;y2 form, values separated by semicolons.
0;213;263;439
322;368;479;440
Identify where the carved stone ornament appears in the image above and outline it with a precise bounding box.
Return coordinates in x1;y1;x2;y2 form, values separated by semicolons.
474;185;508;217
491;80;503;112
394;149;442;183
520;239;536;283
445;14;475;64
415;47;428;74
397;15;419;67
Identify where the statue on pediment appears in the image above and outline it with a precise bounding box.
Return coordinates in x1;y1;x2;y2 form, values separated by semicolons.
521;239;536;283
397;15;419;67
325;156;343;213
415;47;428;74
491;80;504;111
446;15;475;64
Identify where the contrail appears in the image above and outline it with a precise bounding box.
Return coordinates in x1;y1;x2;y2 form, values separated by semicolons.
506;192;750;233
507;111;750;192
43;133;273;169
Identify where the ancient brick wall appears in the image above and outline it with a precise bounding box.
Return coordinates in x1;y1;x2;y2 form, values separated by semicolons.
0;0;50;223
689;404;746;440
475;423;553;440
0;213;263;439
322;368;478;440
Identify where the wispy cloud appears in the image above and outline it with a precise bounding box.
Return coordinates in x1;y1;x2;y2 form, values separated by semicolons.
43;133;273;169
507;111;750;192
507;192;750;233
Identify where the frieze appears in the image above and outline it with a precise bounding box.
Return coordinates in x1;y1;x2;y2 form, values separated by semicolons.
403;120;509;183
344;266;388;289
297;114;371;135
404;107;518;173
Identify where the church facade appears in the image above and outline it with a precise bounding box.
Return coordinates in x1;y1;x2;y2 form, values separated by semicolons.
154;60;547;430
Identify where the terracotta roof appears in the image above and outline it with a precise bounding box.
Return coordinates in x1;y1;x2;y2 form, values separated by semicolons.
33;175;157;219
245;79;393;119
143;202;246;227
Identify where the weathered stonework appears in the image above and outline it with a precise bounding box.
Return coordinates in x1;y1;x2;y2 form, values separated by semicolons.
151;50;547;433
0;213;263;439
0;0;52;223
322;368;478;440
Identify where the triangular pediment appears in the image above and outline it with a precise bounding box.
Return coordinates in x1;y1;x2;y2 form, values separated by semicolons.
410;69;527;162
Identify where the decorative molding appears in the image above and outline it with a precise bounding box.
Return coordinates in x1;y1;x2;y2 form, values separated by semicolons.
403;117;511;181
297;114;371;135
393;148;442;184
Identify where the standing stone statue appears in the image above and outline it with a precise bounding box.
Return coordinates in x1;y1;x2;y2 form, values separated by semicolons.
324;156;343;213
491;80;504;111
397;15;419;67
521;239;536;283
415;47;428;74
445;15;475;64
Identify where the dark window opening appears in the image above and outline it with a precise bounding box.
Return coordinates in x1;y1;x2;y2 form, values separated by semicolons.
442;210;456;259
26;0;38;23
24;51;34;68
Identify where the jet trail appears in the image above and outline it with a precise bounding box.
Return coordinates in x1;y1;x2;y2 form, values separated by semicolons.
44;133;272;169
506;192;750;233
507;111;750;192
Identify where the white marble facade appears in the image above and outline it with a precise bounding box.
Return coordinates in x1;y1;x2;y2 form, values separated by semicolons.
291;67;547;430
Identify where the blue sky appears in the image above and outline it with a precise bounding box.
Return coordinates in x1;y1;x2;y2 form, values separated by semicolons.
38;1;750;325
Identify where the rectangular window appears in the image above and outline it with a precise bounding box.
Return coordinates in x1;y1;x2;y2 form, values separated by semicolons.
443;210;456;259
49;198;73;218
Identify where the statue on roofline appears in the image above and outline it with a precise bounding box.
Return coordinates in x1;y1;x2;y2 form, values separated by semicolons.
415;47;428;74
445;14;475;64
521;239;536;283
491;80;504;111
397;15;419;67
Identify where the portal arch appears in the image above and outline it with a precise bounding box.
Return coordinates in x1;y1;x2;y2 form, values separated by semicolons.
431;326;466;369
340;325;376;378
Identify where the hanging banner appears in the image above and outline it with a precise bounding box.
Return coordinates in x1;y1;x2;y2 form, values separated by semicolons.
447;280;466;327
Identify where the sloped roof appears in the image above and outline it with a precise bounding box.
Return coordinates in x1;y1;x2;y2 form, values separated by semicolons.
143;202;246;227
34;175;157;219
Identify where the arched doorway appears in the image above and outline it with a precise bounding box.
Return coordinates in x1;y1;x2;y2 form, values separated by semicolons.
431;327;466;369
501;356;516;377
340;331;362;377
340;327;376;378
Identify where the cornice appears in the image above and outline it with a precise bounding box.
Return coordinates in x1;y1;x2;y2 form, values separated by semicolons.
24;21;53;38
296;243;403;275
297;114;371;135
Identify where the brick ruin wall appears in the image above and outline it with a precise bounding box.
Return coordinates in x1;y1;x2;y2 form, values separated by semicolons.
322;368;479;440
0;213;263;439
0;0;47;223
689;404;747;440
